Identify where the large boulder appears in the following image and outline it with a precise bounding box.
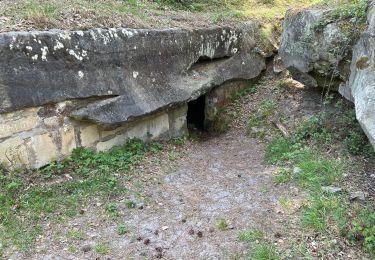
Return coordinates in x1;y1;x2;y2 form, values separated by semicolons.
0;24;265;128
279;7;357;89
346;1;375;147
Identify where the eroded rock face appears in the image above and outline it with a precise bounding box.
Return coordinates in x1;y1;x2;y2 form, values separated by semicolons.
0;25;265;128
347;1;375;147
279;8;355;88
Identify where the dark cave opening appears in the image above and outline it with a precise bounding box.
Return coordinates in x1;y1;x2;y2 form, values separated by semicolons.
187;95;206;131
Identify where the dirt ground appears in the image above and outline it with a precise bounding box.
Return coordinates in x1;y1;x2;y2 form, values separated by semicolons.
6;75;374;260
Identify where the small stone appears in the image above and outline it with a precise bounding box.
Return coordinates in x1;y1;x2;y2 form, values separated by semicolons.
209;227;215;233
162;226;169;230
322;186;342;194
82;245;92;253
350;191;365;202
144;238;150;245
138;205;144;210
181;219;187;223
79;209;85;214
197;231;203;238
154;230;159;236
237;174;241;178
274;232;282;238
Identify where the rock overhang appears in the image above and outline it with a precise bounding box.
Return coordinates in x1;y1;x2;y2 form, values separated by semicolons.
0;25;266;128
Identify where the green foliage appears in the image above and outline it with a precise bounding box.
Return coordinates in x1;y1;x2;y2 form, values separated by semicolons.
0;139;161;251
273;168;291;185
347;207;375;256
216;219;228;231
246;100;277;138
294;157;344;189
126;200;137;209
313;0;368;31
301;194;347;232
267;108;374;160
238;229;264;242
330;0;368;23
106;202;118;215
249;243;280;260
265;137;293;164
67;230;85;240
94;243;110;255
117;224;129;235
265;104;374;256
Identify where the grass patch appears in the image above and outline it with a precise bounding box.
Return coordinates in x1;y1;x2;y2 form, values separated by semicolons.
246;100;277;138
0;139;161;252
265;104;375;257
238;228;280;259
216;219;228;231
293;157;344;189
0;0;328;32
117;224;129;235
238;229;264;242
94;242;110;255
67;229;85;240
347;207;375;256
301;194;347;232
273;168;291;185
249;243;280;260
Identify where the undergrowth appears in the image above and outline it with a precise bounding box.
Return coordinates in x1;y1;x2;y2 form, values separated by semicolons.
265;103;375;257
0;0;328;32
207;83;257;133
0;139;162;254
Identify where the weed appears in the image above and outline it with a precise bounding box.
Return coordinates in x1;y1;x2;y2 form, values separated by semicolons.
347;206;375;256
249;243;280;260
276;79;291;89
0;139;161;251
301;194;347;233
279;197;293;210
126;200;137;209
265;137;293;164
246;100;277;138
106;202;118;215
117;224;129;235
68;245;77;253
265;104;375;256
67;230;84;240
293;157;344;189
94;242;110;255
274;168;291;185
216;219;228;231
171;136;187;146
238;229;264;242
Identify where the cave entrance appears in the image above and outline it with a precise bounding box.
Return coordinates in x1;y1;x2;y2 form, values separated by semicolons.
187;94;206;131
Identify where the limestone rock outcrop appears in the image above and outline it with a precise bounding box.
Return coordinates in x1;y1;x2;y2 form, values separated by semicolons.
0;25;265;129
279;8;356;89
346;1;375;147
0;24;267;168
280;1;375;149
